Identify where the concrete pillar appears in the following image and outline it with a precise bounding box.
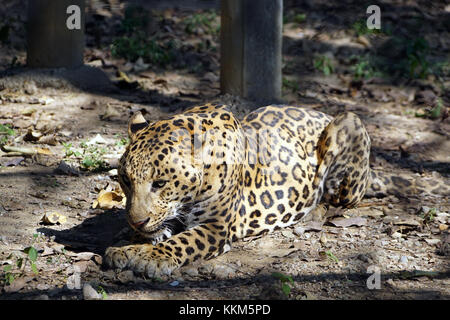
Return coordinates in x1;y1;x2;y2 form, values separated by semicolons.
220;0;283;105
27;0;85;68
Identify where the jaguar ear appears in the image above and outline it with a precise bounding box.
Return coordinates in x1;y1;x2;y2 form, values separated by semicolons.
128;111;148;139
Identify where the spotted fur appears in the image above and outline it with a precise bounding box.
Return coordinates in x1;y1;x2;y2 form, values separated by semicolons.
104;103;448;277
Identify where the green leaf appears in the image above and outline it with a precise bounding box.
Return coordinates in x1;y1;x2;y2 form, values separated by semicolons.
325;250;339;263
23;246;38;262
3;265;12;272
31;262;38;275
16;257;23;269
5;273;14;285
97;286;108;299
272;272;294;284
272;272;287;281
282;283;291;296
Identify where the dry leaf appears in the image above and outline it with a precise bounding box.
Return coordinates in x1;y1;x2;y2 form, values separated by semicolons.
92;188;126;210
303;221;323;232
424;238;440;245
393;218;421;227
41;212;67;225
40;246;55;257
23;129;42;142
36;147;52;155
100;103;121;120
69;252;96;261
38;134;58;146
4;276;33;293
329;217;367;228
117;70;131;82
55;161;79;176
86;134;107;145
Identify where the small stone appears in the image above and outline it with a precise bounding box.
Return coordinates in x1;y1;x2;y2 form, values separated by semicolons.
213;264;235;279
34;294;49;300
439;224;448;231
55;161;79;176
198;264;214;275
108;169;118;176
281;230;296;239
420;206;431;214
169;280;179;287
294;226;305;236
83;283;102;300
23;80;37;95
399;256;408;264
391;232;402;239
357;253;369;262
36;283;50;291
386;278;395;287
66;273;82;290
87;134;107;145
182;267;199;278
117;270;135;284
320;233;328;245
424;238;440;245
73;260;91;273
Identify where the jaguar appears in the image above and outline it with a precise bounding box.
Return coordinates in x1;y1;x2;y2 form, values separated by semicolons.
104;103;448;277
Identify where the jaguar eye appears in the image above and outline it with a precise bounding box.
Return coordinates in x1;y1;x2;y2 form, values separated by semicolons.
152;180;167;189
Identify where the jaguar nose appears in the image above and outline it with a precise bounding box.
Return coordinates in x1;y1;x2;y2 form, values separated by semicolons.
132;217;150;230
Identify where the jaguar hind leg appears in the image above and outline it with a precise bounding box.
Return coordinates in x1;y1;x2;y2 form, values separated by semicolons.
314;112;371;208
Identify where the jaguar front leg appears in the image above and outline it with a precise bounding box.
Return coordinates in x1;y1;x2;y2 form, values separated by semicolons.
104;223;231;277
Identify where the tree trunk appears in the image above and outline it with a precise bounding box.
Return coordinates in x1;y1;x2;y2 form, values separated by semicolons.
220;0;283;105
27;0;85;68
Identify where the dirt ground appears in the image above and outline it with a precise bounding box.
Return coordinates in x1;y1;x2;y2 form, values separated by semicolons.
0;0;449;300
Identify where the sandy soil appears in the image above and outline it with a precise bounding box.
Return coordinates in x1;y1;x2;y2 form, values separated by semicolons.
0;0;449;300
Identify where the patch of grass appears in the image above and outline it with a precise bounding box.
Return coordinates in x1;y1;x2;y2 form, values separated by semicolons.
1;234;40;287
62;140;109;172
293;13;307;24
184;11;220;35
0;124;15;146
420;207;437;223
272;272;294;297
352;19;383;36
111;5;176;65
283;11;307;24
282;77;299;93
314;55;334;76
433;60;450;78
97;285;108;299
79;142;109;172
405;37;431;79
350;55;383;80
62;142;81;158
325;250;339;263
121;5;149;34
415;99;444;120
111;35;175;65
114;134;130;147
